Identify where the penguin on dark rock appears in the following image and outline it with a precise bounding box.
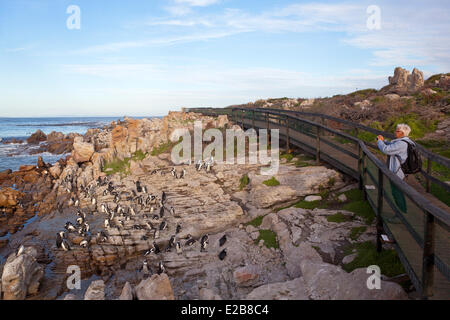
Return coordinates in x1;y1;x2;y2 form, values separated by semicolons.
219;235;227;247
218;248;227;261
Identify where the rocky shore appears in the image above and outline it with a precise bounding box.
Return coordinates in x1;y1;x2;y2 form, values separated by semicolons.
0;111;409;300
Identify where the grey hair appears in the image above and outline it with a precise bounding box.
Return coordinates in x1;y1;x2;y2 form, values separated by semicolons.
396;123;411;137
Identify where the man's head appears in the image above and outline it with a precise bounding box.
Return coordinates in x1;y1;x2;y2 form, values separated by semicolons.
395;123;411;139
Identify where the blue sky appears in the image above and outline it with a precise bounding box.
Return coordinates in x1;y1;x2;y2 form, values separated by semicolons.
0;0;449;117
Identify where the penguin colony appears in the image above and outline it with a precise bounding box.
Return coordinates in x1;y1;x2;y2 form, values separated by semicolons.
49;158;228;276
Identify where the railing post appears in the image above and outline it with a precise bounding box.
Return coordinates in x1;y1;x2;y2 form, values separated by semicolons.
362;152;367;200
421;211;435;299
241;110;244;128
376;168;384;253
426;156;431;193
252;110;255;129
286;115;290;152
358;143;363;190
316;126;321;164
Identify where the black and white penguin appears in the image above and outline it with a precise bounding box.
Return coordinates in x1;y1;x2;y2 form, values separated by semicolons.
136;181;142;193
171;167;176;178
145;222;154;230
114;194;120;204
176;224;182;234
169;207;175;216
100;203;107;213
159;206;164;218
157;261;165;275
219;235;227;247
168;235;176;248
176;241;182;255
65;222;77;232
83;222;90;233
218;248;227;261
91;197;97;206
161;191;167;203
104;218;110;228
200;234;209;252
152;214;160;221
152;242;161;254
142;261;150;275
80;239;89;248
153;229;160;239
61;239;71;251
56;231;66;248
185;234;196;246
97;231;108;243
159;220;167;231
76;217;84;226
142;185;148;194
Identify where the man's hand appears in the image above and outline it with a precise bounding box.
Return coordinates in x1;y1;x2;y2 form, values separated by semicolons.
377;135;384;141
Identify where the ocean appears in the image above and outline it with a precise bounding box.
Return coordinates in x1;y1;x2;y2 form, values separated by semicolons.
0;117;152;172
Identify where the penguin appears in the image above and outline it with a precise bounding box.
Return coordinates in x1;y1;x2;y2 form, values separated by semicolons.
152;214;160;221
161;191;166;203
76;210;86;219
17;244;25;256
91;197;97;206
168;235;176;249
159;220;167;231
61;239;71;251
103;189;108;196
80;239;89;248
179;168;186;179
159;206;164;218
101;203;107;213
153;229;160;240
65;222;76;232
218;248;227;261
219;235;227;247
56;231;66;248
104;218;110;228
176;224;182;234
141;235;148;241
171;167;176;178
152;242;161;254
157;261;165;275
145;222;154;230
136;181;142;193
142;186;148;194
76;217;84;226
200;234;209;252
169;207;175;216
142;261;150;275
114;194;120;203
185;235;196;247
150;206;155;214
130;206;136;216
83;222;90;233
176;241;182;254
97;231;108;243
68;197;74;206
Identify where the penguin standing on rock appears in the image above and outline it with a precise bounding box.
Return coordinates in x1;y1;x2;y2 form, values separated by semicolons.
159;206;164;218
176;242;182;254
218;248;227;261
200;234;209;252
17;245;25;256
61;240;71;251
219;235;227;247
136;181;142;193
161;191;167;204
185;234;196;247
157;261;165;275
56;231;66;248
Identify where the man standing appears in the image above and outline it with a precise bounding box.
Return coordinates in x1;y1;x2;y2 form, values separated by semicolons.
377;123;415;214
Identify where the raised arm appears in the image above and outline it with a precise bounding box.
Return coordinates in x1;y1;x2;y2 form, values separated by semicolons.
377;140;407;156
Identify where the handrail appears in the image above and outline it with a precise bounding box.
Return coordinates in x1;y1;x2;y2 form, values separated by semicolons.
186;106;450;299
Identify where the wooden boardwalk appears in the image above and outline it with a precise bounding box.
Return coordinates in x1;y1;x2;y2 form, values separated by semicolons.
241;116;449;300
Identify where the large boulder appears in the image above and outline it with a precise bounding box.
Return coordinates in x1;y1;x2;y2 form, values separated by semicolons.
26;130;47;144
0;188;24;208
84;280;105;300
135;273;174;300
1;247;44;300
72;137;94;163
119;282;135;300
388;67;424;93
245;277;309;300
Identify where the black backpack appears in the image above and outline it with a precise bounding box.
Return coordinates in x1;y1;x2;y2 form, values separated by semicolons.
396;140;422;174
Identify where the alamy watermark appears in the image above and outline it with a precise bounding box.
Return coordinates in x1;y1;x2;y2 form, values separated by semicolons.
367;5;381;30
366;265;381;290
66;5;81;30
170;121;280;175
66;265;81;290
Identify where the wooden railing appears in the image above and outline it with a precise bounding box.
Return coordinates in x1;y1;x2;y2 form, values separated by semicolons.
186;107;450;300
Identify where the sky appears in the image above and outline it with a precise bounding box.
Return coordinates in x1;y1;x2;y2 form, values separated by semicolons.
0;0;449;117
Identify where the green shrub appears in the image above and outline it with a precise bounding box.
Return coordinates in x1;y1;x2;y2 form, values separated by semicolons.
245;215;266;227
131;150;147;161
349;226;367;240
255;230;279;249
263;177;280;187
239;174;250;190
102;157;131;176
327;212;353;223
342;201;375;225
343;242;405;277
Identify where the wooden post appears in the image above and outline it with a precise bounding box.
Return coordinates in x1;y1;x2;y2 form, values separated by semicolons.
316;126;321;164
421;212;435;299
426;156;431;193
358;144;363;190
286;115;290;152
252;110;255;129
241;110;244;129
362;153;367;200
376;168;384;253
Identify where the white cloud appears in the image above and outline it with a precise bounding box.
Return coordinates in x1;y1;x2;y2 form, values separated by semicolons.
174;0;220;7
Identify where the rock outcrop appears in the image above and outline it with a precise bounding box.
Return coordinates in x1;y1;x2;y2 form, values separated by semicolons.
135;274;174;300
72;137;95;164
26;130;47;144
387;67;424;94
1;247;44;300
84;280;105;300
